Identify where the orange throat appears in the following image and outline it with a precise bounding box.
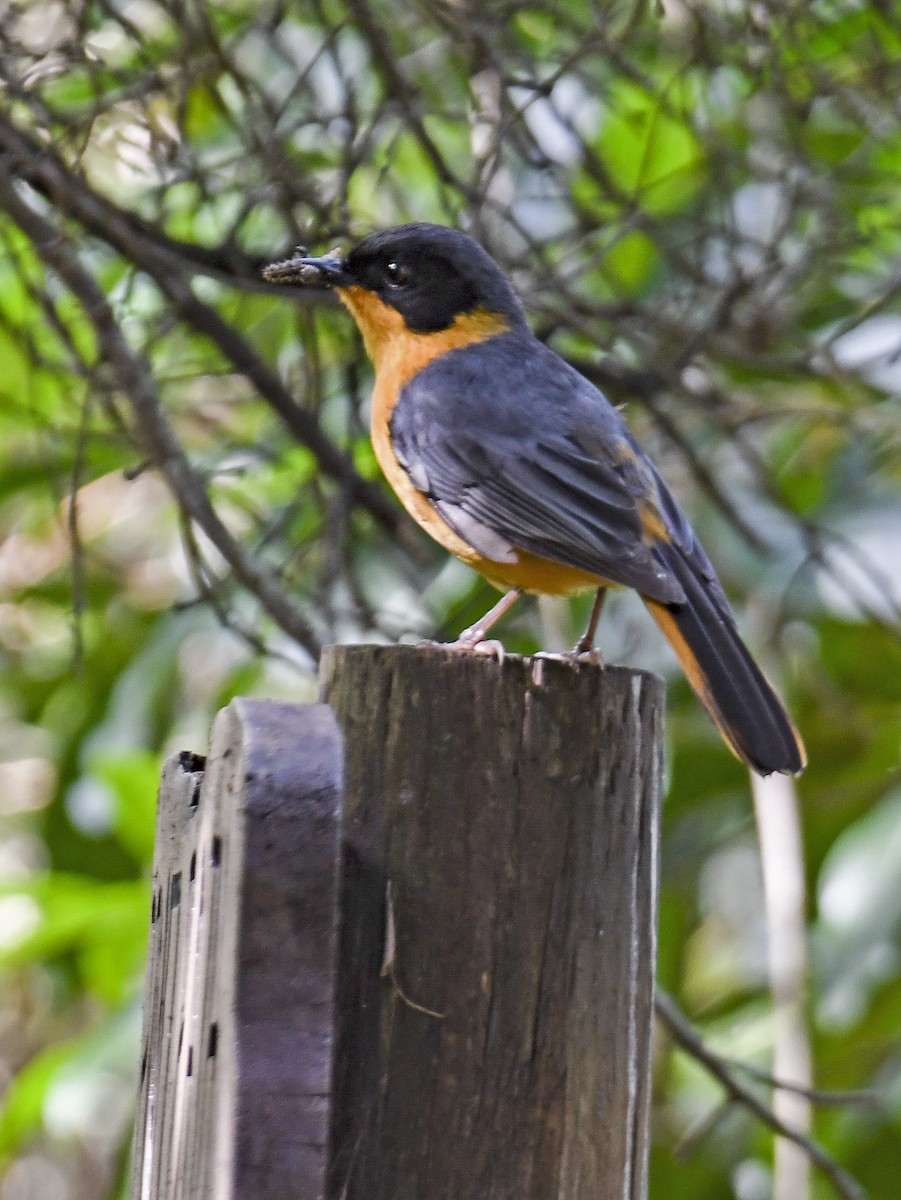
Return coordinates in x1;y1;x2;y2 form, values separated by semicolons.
336;285;509;377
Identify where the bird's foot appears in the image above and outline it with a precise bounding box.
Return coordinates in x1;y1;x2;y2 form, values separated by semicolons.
534;646;603;667
573;644;604;666
419;634;507;662
450;635;506;661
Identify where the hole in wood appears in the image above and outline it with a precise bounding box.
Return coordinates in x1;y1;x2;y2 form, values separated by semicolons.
179;750;206;773
211;836;222;868
207;1022;218;1058
150;892;157;923
189;851;196;882
190;778;202;809
170;873;182;908
140;1050;147;1083
186;1046;193;1077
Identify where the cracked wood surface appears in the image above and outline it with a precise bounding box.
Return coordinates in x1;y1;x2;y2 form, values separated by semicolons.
320;644;663;1200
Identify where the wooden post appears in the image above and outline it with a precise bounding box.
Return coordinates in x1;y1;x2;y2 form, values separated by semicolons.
131;647;663;1200
320;645;663;1200
131;699;343;1200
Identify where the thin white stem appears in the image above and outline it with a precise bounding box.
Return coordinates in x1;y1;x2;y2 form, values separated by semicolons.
752;770;811;1200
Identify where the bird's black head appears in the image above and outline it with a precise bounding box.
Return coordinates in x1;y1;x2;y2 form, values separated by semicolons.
264;223;527;335
342;224;526;333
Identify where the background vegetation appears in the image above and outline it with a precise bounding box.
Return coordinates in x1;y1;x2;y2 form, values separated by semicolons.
1;1;900;1197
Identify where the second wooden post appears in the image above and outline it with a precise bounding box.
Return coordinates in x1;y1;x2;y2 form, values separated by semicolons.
320;644;663;1200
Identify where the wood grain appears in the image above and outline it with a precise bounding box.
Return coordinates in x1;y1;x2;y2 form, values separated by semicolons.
320;644;663;1200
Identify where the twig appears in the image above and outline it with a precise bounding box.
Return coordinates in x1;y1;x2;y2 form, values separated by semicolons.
66;389;93;673
655;989;867;1200
343;0;471;199
380;881;445;1020
723;1058;879;1110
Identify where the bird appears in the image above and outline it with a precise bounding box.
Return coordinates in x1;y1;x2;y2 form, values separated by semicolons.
263;223;805;776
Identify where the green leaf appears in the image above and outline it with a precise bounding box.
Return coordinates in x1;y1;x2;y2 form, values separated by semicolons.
596;79;705;215
0;1040;78;1158
0;875;149;1005
92;749;162;864
600;230;658;295
0;1008;141;1161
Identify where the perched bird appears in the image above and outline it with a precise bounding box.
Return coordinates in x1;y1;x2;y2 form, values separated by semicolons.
264;223;805;776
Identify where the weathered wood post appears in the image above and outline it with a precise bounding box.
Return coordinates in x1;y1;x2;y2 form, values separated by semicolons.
321;646;663;1200
131;700;343;1199
131;646;664;1200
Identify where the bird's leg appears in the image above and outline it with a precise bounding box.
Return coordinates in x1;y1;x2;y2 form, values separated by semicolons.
535;587;607;666
450;588;523;653
574;587;607;657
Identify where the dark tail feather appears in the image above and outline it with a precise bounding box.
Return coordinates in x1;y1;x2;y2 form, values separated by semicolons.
644;544;806;776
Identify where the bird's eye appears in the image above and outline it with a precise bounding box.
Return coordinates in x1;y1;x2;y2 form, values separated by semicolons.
384;261;411;288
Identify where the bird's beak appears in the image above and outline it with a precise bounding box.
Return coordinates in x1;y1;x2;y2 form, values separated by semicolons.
262;247;352;288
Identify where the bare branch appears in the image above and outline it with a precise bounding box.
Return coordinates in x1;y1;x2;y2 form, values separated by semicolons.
0;169;322;658
0;113;415;549
655;990;867;1200
724;1058;879;1110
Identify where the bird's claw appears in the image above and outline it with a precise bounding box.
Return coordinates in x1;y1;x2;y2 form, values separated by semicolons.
534;647;603;667
417;636;506;662
450;636;505;661
572;646;604;667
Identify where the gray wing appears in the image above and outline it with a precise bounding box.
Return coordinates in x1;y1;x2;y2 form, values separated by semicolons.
390;346;688;604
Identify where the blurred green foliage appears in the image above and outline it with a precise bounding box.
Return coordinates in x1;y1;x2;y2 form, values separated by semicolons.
0;1;900;1197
